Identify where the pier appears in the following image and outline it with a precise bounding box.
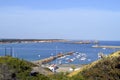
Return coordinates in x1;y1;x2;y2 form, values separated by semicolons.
92;45;120;49
32;51;74;65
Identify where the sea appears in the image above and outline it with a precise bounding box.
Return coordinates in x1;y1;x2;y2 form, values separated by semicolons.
0;41;120;64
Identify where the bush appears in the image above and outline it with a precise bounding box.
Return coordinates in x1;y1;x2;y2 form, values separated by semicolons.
0;56;51;80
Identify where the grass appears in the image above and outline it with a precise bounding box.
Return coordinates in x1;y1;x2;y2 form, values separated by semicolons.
0;56;51;80
1;51;120;80
68;51;120;80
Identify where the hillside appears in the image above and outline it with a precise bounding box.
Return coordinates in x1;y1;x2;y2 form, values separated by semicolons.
0;56;51;80
68;51;120;80
1;51;120;80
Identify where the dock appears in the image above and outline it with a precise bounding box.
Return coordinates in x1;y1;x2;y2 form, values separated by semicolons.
32;51;74;65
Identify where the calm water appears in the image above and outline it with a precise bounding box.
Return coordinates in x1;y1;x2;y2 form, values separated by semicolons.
0;41;120;64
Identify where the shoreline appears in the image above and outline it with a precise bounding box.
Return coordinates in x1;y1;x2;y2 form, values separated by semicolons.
43;63;85;73
0;39;67;44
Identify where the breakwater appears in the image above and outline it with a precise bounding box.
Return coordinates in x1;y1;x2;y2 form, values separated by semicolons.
92;45;120;49
32;51;74;65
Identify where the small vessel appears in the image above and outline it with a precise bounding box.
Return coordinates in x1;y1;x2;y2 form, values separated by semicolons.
65;58;69;60
92;44;99;47
58;60;62;65
80;57;86;61
102;48;106;50
68;59;74;62
38;55;41;57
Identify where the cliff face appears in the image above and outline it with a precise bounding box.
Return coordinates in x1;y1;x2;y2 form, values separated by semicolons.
69;51;120;80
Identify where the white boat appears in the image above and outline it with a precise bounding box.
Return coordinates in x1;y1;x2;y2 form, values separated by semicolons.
38;55;41;57
80;57;86;60
65;58;69;60
102;48;106;50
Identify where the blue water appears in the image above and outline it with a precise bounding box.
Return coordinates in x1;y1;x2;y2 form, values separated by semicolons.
0;41;120;64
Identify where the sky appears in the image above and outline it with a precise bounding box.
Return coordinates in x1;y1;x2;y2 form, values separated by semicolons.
0;0;120;40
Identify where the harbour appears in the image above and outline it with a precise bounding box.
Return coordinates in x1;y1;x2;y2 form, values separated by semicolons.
0;41;120;65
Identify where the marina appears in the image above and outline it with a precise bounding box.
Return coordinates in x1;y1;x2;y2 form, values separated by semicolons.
32;51;74;65
0;41;120;65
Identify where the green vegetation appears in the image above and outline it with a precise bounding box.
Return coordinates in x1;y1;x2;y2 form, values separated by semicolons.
0;56;50;80
0;56;85;80
1;51;120;80
69;51;120;80
50;72;84;80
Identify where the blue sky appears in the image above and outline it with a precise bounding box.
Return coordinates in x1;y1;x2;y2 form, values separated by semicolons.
0;0;120;40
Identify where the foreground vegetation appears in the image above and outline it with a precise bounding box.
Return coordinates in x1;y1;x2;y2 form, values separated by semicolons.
69;51;120;80
0;56;50;80
0;56;84;80
0;51;120;80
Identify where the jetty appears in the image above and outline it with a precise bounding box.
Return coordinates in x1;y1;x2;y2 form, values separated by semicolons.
92;45;120;49
32;51;74;65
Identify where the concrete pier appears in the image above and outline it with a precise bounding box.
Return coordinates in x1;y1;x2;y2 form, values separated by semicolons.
92;45;120;49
